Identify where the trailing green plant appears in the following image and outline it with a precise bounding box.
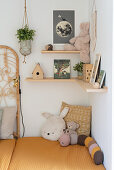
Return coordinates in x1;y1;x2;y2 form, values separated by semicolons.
73;62;83;73
16;25;35;42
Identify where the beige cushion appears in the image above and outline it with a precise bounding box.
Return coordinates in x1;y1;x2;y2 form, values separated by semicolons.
0;109;3;125
0;109;3;136
60;102;92;136
0;106;17;139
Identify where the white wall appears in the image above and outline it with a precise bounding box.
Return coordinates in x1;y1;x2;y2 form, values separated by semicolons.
0;0;90;136
112;1;114;169
89;0;113;169
0;0;113;169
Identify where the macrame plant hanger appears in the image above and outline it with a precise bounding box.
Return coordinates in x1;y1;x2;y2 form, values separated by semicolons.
22;0;29;64
23;0;29;28
92;0;96;12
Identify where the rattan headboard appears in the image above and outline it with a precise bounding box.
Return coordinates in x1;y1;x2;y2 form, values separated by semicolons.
0;45;20;138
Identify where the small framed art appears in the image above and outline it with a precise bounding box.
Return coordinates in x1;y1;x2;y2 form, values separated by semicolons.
53;10;75;44
90;54;101;84
54;60;70;79
97;70;106;88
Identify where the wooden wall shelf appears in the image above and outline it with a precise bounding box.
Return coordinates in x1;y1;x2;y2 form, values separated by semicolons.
76;79;108;93
41;50;80;54
25;77;76;82
25;77;108;93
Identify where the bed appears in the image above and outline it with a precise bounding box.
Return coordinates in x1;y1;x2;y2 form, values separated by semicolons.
8;137;105;170
0;139;15;170
0;46;105;170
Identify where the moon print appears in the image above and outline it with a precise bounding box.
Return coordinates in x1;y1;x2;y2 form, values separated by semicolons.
56;21;72;37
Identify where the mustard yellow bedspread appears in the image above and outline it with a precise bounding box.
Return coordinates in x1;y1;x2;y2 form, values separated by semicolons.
0;139;15;170
9;137;105;170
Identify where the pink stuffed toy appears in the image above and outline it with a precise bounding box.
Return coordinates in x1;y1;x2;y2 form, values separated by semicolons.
64;22;90;64
59;129;70;147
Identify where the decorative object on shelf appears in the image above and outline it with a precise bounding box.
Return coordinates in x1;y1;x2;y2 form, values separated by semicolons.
93;82;100;89
73;62;83;80
32;63;44;80
16;0;35;64
64;22;90;63
54;60;70;79
53;10;75;44
90;0;97;52
83;64;93;82
45;44;53;51
97;70;106;88
90;54;101;84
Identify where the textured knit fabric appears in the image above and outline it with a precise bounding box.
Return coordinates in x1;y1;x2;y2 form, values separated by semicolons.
9;137;105;170
0;139;15;170
61;102;92;136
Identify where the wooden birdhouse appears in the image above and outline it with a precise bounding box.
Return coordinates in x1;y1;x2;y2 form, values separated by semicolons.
32;63;44;80
83;64;93;82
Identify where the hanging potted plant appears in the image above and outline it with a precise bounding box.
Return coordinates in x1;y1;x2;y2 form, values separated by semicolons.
16;0;35;63
73;62;83;79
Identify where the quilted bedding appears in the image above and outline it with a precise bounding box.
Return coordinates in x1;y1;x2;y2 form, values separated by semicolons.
0;139;15;170
8;137;105;170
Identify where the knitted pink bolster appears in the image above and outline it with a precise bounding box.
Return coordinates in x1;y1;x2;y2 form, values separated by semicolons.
89;143;98;155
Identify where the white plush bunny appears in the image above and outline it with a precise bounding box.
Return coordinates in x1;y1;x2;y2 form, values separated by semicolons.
41;107;69;141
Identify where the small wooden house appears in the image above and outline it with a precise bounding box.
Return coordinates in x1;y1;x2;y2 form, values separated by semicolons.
83;64;93;82
32;63;44;80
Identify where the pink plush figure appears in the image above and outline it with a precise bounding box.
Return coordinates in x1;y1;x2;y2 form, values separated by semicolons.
59;129;70;147
64;22;90;64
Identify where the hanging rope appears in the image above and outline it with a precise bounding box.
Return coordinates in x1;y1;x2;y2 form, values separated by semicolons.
21;0;29;64
92;0;96;12
23;56;26;64
22;0;29;28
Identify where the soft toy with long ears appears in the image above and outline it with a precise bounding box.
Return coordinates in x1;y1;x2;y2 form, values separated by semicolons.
41;107;69;141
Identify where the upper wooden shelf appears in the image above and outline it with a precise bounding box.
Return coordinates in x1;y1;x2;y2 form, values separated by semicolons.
25;77;108;93
41;50;80;54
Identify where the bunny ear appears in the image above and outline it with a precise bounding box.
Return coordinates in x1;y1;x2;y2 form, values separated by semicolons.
60;107;69;118
42;112;52;119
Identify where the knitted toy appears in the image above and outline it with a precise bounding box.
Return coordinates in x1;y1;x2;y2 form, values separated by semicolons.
64;22;90;64
59;121;79;146
67;121;79;145
59;129;70;147
41;107;69;141
78;135;104;165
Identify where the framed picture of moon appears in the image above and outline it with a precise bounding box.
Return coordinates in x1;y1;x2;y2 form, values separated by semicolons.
53;10;75;44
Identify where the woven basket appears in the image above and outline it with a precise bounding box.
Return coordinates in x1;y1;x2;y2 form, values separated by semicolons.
61;102;92;136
